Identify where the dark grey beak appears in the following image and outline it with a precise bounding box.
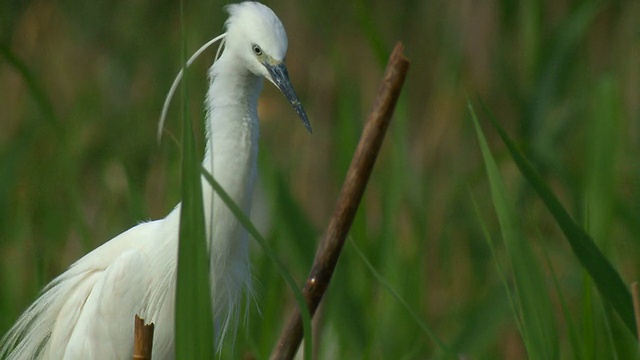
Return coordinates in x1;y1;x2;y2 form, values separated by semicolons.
266;63;312;133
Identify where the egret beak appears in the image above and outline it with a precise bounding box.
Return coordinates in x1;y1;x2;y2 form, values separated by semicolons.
265;62;312;133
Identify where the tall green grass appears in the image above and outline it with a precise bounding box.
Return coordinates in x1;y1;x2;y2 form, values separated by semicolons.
470;100;639;358
1;1;639;359
470;103;558;359
174;0;214;357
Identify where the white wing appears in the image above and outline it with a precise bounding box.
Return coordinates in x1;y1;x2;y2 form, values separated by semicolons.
51;249;149;359
0;220;162;360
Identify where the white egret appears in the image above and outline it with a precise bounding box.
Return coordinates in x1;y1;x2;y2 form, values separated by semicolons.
0;2;310;359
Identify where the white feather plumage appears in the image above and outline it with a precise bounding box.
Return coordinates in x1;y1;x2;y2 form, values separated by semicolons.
0;2;308;359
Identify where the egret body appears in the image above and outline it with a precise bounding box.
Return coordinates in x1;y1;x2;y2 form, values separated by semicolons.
0;2;310;359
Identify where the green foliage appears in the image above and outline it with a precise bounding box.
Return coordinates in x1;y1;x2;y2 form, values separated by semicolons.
470;103;559;359
174;1;214;357
478;102;637;336
2;1;639;359
349;238;454;358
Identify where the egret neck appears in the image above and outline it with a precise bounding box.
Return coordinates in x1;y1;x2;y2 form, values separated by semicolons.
202;53;262;326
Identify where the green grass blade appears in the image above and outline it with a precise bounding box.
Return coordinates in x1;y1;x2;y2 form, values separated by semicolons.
469;191;525;342
201;169;313;360
585;76;620;248
469;102;558;359
545;250;585;359
353;0;387;67
348;238;454;357
478;101;637;336
174;0;215;357
0;43;58;129
582;276;596;357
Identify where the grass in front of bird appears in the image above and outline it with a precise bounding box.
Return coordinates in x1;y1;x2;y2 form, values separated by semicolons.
173;0;214;357
2;0;640;359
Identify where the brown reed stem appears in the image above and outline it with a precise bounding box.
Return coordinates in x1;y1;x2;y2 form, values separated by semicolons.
270;41;410;360
133;315;155;360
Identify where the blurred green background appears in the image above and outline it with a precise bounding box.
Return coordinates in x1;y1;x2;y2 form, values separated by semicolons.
1;0;639;358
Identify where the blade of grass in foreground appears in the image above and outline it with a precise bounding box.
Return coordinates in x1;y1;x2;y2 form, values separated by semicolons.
477;101;637;336
469;103;558;359
469;192;523;337
348;238;455;358
545;252;586;359
175;0;215;357
585;76;620;248
201;169;313;360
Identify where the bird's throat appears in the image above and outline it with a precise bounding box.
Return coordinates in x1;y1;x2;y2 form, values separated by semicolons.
201;62;262;305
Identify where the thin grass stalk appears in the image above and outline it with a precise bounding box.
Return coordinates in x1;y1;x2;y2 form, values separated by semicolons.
174;0;215;357
479;101;637;336
632;282;640;347
200;169;313;360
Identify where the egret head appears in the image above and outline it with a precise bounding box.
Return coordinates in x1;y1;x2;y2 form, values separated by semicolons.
225;2;311;133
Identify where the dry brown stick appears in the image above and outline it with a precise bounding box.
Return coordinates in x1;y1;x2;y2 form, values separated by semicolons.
632;282;640;346
133;315;155;360
270;42;410;360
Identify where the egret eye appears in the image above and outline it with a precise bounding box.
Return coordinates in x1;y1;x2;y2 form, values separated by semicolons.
252;44;263;56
